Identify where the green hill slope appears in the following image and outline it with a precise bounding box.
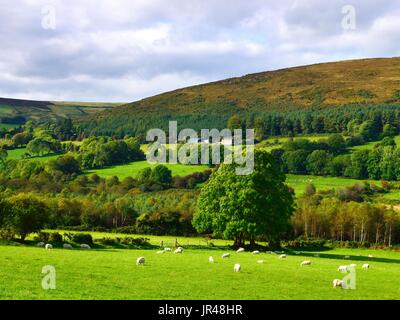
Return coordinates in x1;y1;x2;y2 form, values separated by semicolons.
0;97;122;125
76;57;400;136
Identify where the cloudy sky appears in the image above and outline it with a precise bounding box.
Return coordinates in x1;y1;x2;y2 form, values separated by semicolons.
0;0;399;102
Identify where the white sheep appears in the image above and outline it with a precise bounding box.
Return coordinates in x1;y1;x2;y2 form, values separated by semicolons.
37;242;45;247
257;260;265;264
236;248;245;253
80;244;91;250
344;255;350;259
300;260;311;266
368;254;373;258
136;256;145;265
164;247;172;252
234;263;241;272
338;265;348;272
252;250;260;255
279;254;287;259
362;263;370;269
45;244;53;250
222;253;230;259
333;279;344;288
174;247;183;254
63;243;72;249
209;256;214;263
314;254;320;258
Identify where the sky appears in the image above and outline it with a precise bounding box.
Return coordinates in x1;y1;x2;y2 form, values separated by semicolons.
0;0;399;102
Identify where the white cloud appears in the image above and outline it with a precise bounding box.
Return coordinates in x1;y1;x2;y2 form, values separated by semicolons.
0;0;399;102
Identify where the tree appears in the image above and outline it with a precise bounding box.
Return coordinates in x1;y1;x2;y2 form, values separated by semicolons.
12;132;29;147
325;134;346;154
0;148;7;165
151;165;172;185
359;120;378;142
306;150;332;175
48;154;81;175
345;149;370;179
227;115;242;131
282;150;309;174
193;150;294;246
382;123;396;138
4;194;48;240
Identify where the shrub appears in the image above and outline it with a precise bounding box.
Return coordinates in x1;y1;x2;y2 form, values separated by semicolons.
72;233;93;245
49;232;63;242
34;231;50;242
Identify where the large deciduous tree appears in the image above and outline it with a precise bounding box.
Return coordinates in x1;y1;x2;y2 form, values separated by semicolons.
193;150;294;246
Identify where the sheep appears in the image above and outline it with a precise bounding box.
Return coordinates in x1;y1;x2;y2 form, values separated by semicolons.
279;254;287;259
209;256;214;263
300;260;311;266
136;256;145;265
236;248;245;253
338;265;348;272
314;254;320;258
45;244;53;250
163;247;172;252
36;242;45;247
362;263;370;269
252;250;260;255
344;255;350;260
80;244;91;250
368;254;373;258
63;243;72;249
234;264;241;272
222;253;230;259
333;279;344;288
257;260;265;264
295;252;301;255
174;247;183;254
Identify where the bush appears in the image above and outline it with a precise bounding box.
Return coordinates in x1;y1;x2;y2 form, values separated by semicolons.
72;233;93;245
49;232;63;242
34;231;50;242
0;229;15;240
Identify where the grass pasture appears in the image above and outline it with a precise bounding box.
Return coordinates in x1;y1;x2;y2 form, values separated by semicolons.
5;148;60;162
0;240;399;300
85;161;211;179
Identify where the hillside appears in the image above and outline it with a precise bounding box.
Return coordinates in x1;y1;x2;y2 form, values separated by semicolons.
77;57;400;136
0;97;122;125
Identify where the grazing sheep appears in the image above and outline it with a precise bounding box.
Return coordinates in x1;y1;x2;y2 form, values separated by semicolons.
37;242;45;247
222;253;230;259
295;252;300;255
63;243;72;249
45;244;53;250
136;256;145;265
236;248;245;253
314;254;320;258
252;250;260;255
164;247;172;252
344;255;350;259
234;264;241;272
368;254;373;258
338;265;348;272
80;244;91;250
174;247;183;254
362;263;370;269
333;279;344;288
257;260;265;264
279;254;287;259
301;260;311;266
156;250;165;254
209;256;214;263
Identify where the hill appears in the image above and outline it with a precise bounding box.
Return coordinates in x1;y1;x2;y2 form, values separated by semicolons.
0;97;122;125
76;57;400;136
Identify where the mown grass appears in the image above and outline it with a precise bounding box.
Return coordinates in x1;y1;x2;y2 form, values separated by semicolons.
6;148;60;161
85;161;211;179
0;237;399;300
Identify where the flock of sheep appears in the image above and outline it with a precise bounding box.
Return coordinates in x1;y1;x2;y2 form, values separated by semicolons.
38;241;373;289
36;242;91;250
137;246;372;289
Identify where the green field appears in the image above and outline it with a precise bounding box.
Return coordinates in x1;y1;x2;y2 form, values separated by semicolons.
6;148;60;162
286;174;380;196
86;161;210;179
0;123;18;130
1;234;399;299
